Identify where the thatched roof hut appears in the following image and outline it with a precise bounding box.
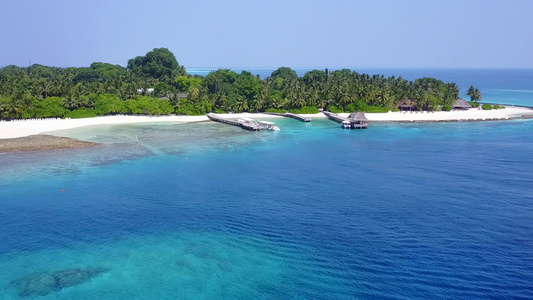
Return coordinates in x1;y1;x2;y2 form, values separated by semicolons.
348;112;367;122
397;99;416;111
453;98;472;109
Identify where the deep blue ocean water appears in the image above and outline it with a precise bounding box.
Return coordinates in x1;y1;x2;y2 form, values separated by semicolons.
1;70;533;299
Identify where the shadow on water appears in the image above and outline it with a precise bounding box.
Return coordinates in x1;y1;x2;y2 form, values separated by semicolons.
11;267;109;298
0;231;331;299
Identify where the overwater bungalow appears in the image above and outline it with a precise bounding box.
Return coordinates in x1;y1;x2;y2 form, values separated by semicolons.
348;112;368;129
453;98;472;110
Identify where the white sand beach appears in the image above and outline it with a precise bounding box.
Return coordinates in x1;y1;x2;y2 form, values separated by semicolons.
0;107;532;139
0;113;280;139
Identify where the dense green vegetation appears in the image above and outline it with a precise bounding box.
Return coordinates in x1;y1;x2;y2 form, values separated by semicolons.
289;106;320;114
0;47;471;120
481;103;503;110
442;104;452;111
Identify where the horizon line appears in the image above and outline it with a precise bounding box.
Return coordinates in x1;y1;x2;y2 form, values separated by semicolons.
2;64;533;71
186;66;533;70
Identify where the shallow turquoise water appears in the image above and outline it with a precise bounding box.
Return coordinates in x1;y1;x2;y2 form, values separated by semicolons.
0;231;304;299
1;117;532;299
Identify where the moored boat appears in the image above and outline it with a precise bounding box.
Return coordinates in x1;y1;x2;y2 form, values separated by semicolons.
341;121;351;129
237;117;255;124
258;121;280;131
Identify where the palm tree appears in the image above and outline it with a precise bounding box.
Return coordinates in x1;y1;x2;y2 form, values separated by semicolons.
214;93;227;109
62;96;79;110
207;73;221;94
270;97;287;110
5;98;24;119
290;96;307;108
466;85;482;102
443;83;459;106
188;86;200;100
253;88;267;111
306;84;319;107
235;96;249;112
316;98;327;109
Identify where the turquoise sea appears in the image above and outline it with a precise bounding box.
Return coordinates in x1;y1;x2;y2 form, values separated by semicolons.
1;69;532;299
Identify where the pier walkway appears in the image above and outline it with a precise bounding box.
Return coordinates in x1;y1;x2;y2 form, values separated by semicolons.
322;111;347;123
263;112;311;122
206;113;260;131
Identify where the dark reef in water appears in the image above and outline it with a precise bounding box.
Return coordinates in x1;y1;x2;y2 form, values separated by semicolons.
0;134;99;153
11;267;109;297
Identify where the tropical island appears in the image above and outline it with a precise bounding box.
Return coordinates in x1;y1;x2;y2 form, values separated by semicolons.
0;48;532;142
0;47;508;118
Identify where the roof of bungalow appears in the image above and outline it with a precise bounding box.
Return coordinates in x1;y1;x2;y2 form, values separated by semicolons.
348;112;367;121
453;98;472;108
397;99;416;107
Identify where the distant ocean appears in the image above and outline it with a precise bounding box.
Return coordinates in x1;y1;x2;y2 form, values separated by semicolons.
0;69;532;299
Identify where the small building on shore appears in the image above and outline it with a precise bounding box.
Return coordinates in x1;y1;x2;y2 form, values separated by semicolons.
158;93;189;100
453;98;472;110
136;88;155;94
397;99;417;111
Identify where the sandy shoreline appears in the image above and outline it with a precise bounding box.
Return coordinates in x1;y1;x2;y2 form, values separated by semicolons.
0;107;532;140
355;106;533;123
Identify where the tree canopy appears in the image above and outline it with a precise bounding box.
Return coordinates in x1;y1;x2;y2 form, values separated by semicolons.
127;48;185;80
271;67;298;80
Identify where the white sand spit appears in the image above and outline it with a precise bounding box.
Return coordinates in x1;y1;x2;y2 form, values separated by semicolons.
356;106;533;122
0;113;280;139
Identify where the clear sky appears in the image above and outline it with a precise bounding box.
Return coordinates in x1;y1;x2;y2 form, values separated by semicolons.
1;0;532;68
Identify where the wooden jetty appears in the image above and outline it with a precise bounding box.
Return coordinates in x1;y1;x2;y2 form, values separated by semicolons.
206;113;260;131
263;112;312;122
322;111;368;129
322;111;346;123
